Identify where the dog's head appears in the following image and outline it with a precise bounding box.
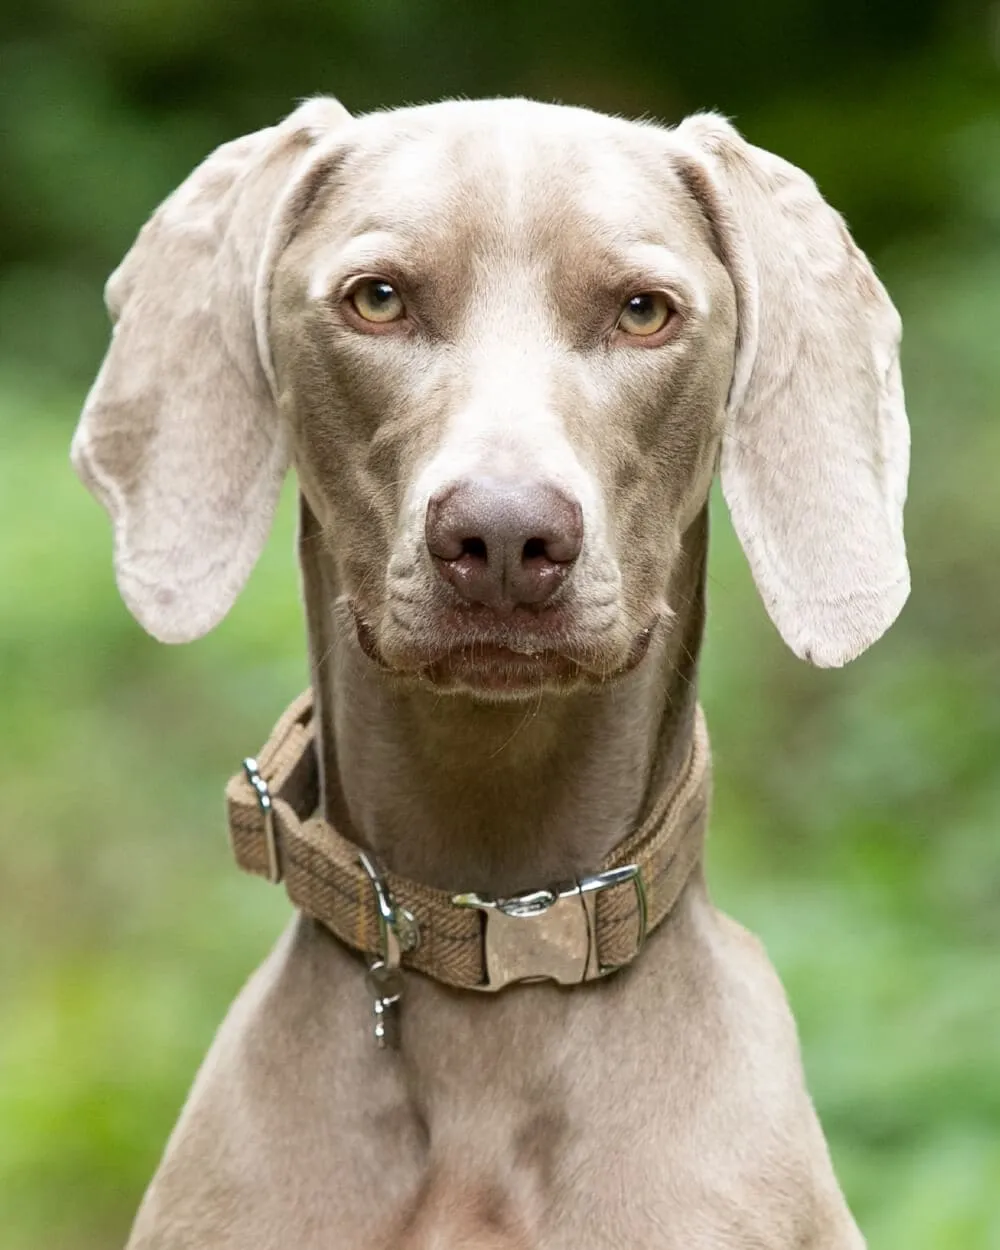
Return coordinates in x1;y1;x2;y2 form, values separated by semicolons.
72;98;909;697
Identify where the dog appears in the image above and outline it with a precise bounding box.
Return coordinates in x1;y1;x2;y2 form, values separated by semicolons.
72;95;909;1249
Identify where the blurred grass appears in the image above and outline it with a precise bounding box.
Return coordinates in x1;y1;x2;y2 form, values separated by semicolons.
1;2;999;1246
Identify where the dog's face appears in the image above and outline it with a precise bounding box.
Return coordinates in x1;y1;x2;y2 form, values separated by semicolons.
270;102;736;694
72;98;910;696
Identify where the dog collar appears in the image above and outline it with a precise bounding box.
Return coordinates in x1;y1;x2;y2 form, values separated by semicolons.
228;691;710;1045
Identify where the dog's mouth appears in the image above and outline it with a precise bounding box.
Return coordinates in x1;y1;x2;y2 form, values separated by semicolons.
420;642;598;694
350;604;659;697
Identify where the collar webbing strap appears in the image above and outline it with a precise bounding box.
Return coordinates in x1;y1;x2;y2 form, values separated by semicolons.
226;692;710;991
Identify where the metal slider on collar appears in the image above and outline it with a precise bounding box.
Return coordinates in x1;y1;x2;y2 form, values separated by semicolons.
242;757;281;884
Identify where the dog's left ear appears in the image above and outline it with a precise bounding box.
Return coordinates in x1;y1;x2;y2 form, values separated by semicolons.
71;98;350;643
672;114;910;667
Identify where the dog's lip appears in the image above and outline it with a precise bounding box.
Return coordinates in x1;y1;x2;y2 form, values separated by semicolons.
350;603;658;690
353;612;577;675
426;644;583;693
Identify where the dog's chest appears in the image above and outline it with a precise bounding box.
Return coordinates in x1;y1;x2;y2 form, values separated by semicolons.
128;915;860;1250
381;1173;534;1250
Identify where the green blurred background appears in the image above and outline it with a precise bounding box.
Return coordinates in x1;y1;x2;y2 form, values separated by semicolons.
1;2;998;1246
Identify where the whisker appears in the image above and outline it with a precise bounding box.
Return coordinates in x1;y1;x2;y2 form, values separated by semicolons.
488;692;543;759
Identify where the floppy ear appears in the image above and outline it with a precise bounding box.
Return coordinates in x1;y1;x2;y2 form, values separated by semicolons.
71;97;350;643
672;114;910;667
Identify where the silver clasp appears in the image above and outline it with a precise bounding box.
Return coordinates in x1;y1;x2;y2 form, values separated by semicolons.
242;757;281;884
359;852;419;1049
452;864;647;992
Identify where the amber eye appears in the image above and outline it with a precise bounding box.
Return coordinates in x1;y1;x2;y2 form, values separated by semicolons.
617;291;672;338
348;279;405;324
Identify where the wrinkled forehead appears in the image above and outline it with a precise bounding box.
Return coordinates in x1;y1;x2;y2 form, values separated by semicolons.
300;100;712;286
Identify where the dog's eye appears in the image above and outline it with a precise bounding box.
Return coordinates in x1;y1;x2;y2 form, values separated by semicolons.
348;279;405;325
617;292;672;338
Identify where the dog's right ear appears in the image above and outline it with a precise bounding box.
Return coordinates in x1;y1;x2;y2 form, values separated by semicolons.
71;98;350;643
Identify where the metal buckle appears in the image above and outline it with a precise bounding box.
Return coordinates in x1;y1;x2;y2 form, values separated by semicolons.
452;864;647;992
242;757;281;884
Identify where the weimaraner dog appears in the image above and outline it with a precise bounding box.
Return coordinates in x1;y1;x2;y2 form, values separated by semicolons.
73;96;909;1249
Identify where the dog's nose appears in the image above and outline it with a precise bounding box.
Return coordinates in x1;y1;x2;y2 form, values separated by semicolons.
425;478;583;610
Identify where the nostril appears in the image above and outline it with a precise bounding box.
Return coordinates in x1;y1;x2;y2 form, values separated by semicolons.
522;537;548;562
460;536;488;562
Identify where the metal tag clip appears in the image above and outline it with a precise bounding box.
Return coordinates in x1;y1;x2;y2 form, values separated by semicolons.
359;852;419;1049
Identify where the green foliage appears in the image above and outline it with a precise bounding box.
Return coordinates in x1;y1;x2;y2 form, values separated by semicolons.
1;3;998;1246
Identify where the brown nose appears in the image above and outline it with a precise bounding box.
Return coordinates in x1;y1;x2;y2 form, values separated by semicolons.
425;478;583;610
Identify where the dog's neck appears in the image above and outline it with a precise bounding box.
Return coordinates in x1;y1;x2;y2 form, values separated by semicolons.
299;498;709;897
